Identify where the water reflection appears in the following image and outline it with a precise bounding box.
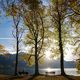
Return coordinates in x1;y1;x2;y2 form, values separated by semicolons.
39;68;80;76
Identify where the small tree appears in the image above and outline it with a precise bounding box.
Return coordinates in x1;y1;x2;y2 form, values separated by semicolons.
0;44;8;54
11;4;25;75
0;0;25;75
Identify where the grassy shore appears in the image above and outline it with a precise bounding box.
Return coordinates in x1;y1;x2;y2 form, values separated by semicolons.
0;75;80;80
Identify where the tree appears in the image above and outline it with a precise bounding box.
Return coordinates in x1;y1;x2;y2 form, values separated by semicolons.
76;59;80;73
0;0;25;75
0;44;8;54
10;4;25;75
23;6;44;75
50;0;69;75
22;0;45;75
68;0;80;72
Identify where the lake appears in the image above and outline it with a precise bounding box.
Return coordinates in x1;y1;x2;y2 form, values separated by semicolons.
39;68;80;76
25;68;80;76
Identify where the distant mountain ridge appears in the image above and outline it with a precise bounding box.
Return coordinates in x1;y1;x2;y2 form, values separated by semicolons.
0;53;76;75
40;59;76;68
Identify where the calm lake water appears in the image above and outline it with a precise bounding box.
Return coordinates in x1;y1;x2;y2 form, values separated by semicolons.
25;68;80;76
39;68;80;76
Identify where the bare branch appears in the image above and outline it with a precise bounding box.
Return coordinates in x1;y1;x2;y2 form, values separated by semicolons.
74;40;80;45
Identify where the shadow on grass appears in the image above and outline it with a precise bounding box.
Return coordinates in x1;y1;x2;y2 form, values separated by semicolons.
28;75;37;80
28;73;44;80
64;75;75;80
27;74;76;80
7;75;24;80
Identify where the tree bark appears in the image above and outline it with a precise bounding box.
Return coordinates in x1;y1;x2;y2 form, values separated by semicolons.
58;19;65;75
56;0;66;74
14;25;19;76
34;35;39;75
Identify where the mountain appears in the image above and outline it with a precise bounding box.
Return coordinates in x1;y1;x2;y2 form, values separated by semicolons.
0;54;76;75
0;54;28;75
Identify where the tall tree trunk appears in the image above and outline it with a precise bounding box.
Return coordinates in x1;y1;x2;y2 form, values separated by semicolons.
58;19;65;75
56;0;65;74
15;26;19;76
35;36;39;75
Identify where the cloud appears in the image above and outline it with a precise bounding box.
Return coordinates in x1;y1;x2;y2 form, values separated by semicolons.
0;38;14;39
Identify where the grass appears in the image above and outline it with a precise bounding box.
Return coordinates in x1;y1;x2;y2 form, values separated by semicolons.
0;74;80;80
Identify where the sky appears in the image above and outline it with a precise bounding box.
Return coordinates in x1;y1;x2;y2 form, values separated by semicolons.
0;8;15;52
0;0;77;61
42;0;50;6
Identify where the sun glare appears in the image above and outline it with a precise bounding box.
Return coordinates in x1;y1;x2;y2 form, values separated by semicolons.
45;51;51;60
46;68;52;72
